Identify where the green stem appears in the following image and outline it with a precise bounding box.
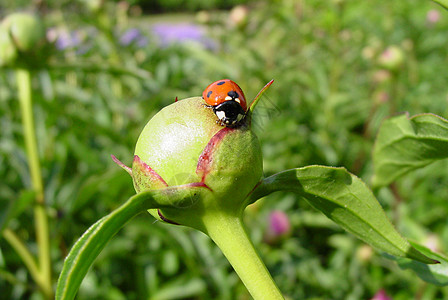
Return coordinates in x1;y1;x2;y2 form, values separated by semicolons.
16;68;53;299
17;69;43;202
202;212;284;300
2;229;41;286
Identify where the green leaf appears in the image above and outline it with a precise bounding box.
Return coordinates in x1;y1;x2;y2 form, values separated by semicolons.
248;166;437;264
149;275;206;300
433;0;448;10
56;185;204;300
372;113;448;188
392;241;448;286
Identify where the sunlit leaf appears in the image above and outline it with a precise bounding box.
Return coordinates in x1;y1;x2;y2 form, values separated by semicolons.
433;0;448;10
372;113;448;188
149;275;206;300
248;166;437;264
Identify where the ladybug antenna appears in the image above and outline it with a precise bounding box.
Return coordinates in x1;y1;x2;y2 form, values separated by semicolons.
248;79;274;114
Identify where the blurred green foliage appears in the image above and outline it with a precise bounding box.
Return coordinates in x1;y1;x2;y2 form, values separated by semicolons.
1;0;448;299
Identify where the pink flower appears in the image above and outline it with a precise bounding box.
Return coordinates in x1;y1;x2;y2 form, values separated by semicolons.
371;289;392;300
427;10;440;25
269;210;291;236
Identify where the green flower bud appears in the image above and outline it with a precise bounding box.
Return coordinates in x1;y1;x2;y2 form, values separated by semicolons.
377;45;404;71
116;96;263;229
2;13;46;53
229;5;249;29
0;23;18;67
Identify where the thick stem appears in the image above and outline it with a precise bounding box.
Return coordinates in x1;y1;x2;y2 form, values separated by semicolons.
16;68;53;299
202;211;284;300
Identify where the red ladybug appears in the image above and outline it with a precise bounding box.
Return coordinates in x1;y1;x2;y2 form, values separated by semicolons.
202;79;274;127
202;79;247;127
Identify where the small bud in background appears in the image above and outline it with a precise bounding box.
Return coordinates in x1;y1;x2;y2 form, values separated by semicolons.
116;1;130;27
229;5;249;29
426;9;440;25
117;1;130;14
356;244;373;263
196;11;211;24
401;39;413;52
264;210;291;243
372;69;391;84
373;91;389;105
2;13;46;53
0;24;18;67
362;46;376;61
80;0;104;13
370;289;392;300
377;45;404;71
423;234;440;253
129;5;142;17
0;12;47;67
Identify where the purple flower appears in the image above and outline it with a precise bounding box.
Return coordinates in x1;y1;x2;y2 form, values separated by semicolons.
49;28;96;54
55;30;82;50
151;23;215;49
136;36;148;47
120;28;145;46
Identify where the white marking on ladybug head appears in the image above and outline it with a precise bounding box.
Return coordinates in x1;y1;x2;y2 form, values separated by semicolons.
225;96;232;101
215;110;226;120
234;98;241;103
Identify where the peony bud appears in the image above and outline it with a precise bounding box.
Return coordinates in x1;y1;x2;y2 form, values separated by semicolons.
0;23;18;67
116;96;263;229
2;13;46;53
0;12;47;67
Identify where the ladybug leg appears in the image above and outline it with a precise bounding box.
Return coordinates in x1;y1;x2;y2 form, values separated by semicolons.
202;103;214;109
202;103;225;126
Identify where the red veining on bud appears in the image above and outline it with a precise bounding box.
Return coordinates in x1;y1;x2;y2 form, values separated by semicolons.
157;209;179;225
187;182;212;190
196;127;233;182
133;155;168;189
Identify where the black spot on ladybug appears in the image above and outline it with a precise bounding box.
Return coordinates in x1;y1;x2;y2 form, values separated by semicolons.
207;90;212;98
217;81;226;85
227;90;238;99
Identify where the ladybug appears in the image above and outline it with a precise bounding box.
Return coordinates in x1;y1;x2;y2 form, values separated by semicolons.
202;79;248;127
